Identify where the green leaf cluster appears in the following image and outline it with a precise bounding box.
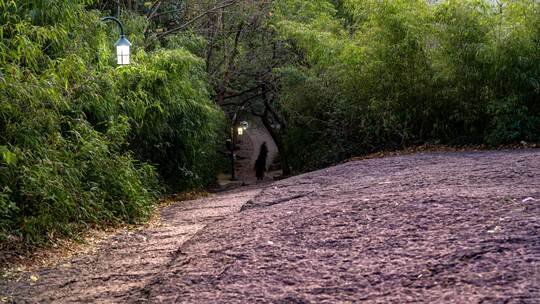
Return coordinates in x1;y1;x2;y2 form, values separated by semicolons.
116;49;224;191
273;0;540;171
0;0;224;246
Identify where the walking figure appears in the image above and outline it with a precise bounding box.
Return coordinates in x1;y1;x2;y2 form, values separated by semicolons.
255;142;268;181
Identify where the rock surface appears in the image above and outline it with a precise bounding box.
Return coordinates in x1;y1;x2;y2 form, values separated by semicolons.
1;150;539;303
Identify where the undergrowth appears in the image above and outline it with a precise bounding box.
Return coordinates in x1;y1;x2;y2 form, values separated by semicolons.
0;0;224;247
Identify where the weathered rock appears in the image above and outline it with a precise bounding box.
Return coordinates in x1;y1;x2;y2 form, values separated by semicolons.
142;150;540;303
1;150;539;303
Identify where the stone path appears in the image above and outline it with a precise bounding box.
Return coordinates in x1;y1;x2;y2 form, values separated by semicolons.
140;149;540;303
1;149;539;303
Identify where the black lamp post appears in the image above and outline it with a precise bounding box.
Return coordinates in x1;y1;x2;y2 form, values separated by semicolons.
228;121;249;181
228;128;237;181
101;16;131;65
227;106;249;181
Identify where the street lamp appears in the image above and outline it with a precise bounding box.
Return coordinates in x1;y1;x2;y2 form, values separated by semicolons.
101;16;131;65
237;121;249;136
228;119;250;181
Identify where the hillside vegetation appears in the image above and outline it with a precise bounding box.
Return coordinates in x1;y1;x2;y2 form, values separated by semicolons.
0;0;223;246
0;0;538;247
275;0;539;170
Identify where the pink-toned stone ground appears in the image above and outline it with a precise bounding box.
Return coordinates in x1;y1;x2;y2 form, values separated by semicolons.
1;149;539;303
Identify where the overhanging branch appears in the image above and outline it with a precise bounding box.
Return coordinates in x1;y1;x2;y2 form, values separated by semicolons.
223;85;262;100
220;92;264;107
156;0;237;39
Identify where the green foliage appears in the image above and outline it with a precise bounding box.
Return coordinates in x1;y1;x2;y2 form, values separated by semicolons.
117;49;225;191
275;0;540;171
0;0;225;246
483;0;540;144
165;32;208;56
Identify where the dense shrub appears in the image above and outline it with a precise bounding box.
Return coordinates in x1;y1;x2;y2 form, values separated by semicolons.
116;49;224;191
274;0;540;171
0;0;224;246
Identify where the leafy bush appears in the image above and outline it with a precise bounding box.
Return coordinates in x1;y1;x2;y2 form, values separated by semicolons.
274;0;540;171
117;49;225;191
0;0;224;246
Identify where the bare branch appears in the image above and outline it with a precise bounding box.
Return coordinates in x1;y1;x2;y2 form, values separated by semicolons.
146;0;163;19
220;92;264;107
144;0;164;35
217;21;245;103
149;8;183;20
223;85;262;100
156;0;238;39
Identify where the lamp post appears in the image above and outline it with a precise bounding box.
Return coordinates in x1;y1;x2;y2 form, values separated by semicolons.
227;118;249;181
100;16;131;65
237;121;249;136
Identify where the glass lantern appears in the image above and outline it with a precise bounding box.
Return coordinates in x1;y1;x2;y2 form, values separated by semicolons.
115;36;131;65
237;121;249;135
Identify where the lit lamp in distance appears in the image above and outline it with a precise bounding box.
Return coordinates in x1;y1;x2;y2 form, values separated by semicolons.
237;121;249;135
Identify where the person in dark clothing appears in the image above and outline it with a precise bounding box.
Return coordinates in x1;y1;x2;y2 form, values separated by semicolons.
255;142;268;180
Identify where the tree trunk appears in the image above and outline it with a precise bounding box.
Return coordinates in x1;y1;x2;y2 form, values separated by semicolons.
261;86;291;176
260;116;291;176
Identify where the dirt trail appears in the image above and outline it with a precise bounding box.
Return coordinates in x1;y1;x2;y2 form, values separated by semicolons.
1;149;539;303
